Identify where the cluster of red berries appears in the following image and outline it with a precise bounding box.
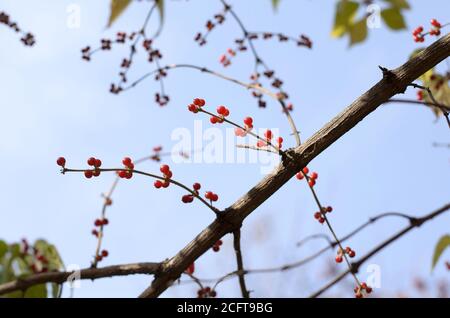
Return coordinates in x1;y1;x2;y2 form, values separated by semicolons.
313;206;333;224
413;19;443;42
91;218;109;237
187;98;206;113
197;286;217;298
354;282;372;298
210;105;230;124
219;48;237;67
205;191;219;203
117;157;134;179
0;11;35;46
335;246;356;263
84;157;102;178
256;129;283;149
296;167;318;187
182;183;201;203
185;263;195;275
212;239;223;252
154;164;172;189
234;116;254;137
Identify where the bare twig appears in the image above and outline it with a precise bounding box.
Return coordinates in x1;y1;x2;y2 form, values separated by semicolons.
233;229;250;298
309;202;450;298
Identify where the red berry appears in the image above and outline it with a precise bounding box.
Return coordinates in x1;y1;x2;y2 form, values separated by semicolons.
216;239;223;246
431;19;441;28
308;179;316;187
96;255;103;262
296;172;304;180
318;217;325;224
93;169;101;177
118;170;128;178
101;250;109;257
122;157;132;166
91;229;99;237
94;219;102;227
205;191;213;199
302;167;309;174
314;212;321;219
355;292;363;298
348;250;356;258
182;195;193;203
193;98;205;107
102;218;109;225
366;287;373;294
56;157;66;167
154;180;163;188
430;29;441;36
264;129;273;140
217;105;227;115
162;180;170;188
210;290;217;297
335;256;343;263
243;116;253;127
326;206;333;213
212;246;220;252
84;170;93;178
160;164;170;175
188;104;198;113
193;183;201;191
211;193;219;202
94;159;101;167
310;172;318;180
87;157;96;166
210;116;219;124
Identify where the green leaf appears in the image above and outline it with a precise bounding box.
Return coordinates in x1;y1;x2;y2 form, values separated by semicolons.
24;284;48;298
381;7;406;30
107;0;132;27
331;0;360;38
383;0;410;9
349;18;368;45
432;235;450;271
271;0;281;11
0;240;7;259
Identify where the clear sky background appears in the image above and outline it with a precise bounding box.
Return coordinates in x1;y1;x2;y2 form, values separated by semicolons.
1;0;449;297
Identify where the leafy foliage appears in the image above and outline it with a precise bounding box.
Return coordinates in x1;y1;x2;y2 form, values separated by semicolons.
332;0;409;46
432;235;450;271
0;239;63;298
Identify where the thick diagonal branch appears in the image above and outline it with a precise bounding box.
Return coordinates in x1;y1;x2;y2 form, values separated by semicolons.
139;34;450;298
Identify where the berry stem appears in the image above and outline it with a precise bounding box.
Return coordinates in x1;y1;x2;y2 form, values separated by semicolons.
63;167;220;215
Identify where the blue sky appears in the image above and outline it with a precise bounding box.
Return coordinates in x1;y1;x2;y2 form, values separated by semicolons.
1;0;449;297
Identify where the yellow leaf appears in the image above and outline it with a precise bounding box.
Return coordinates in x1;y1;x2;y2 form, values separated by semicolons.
331;0;360;38
107;0;132;27
432;235;450;271
381;7;406;30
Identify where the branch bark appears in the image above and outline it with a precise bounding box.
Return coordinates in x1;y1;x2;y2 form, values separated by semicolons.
139;33;450;298
0;262;160;296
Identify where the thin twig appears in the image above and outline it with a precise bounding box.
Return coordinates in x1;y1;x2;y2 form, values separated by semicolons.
233;229;250;298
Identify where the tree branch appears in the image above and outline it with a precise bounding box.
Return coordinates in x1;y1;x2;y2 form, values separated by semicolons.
309;202;450;298
0;262;160;296
138;33;450;298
